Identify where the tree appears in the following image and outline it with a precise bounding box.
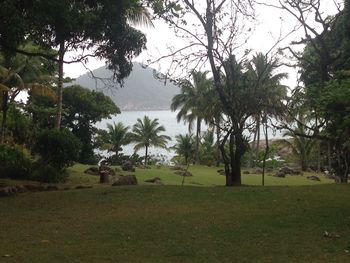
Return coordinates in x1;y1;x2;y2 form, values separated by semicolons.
172;134;195;166
131;116;171;165
282;114;316;171
279;0;349;182
0;48;56;143
0;0;150;129
104;122;132;160
62;85;119;164
152;0;290;186
171;71;212;164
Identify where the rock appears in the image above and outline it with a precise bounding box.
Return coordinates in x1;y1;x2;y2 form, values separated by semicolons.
274;171;286;178
46;185;59;191
280;166;294;175
307;175;321;181
217;169;225;175
23;185;47;192
174;171;193;177
243;170;250;174
138;165;151;170
0;186;18;197
144;177;163;185
112;175;138;186
266;168;274;173
99;165;116;184
121;160;135;172
84;167;99;175
254;168;263;174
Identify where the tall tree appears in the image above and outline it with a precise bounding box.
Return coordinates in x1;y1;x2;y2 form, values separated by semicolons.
62;85;119;164
0;0;150;129
171;71;212;164
131;115;171;165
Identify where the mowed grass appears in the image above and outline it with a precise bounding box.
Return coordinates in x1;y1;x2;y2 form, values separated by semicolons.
68;163;335;187
1;184;350;262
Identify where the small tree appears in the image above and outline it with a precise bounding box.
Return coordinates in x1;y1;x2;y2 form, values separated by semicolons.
131;116;171;165
172;134;195;166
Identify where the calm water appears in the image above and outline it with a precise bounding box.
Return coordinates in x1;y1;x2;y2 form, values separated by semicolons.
97;110;284;159
97;110;193;159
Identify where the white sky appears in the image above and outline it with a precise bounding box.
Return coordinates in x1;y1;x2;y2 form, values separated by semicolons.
64;0;341;89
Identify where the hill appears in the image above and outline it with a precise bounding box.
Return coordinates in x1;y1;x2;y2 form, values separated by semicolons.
72;63;180;111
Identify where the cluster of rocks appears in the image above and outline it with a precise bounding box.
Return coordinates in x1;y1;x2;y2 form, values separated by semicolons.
274;166;303;178
0;184;59;197
170;165;193;177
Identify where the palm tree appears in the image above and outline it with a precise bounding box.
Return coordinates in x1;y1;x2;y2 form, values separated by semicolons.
281;114;316;171
0;53;55;143
131;116;171;165
172;134;195;166
171;71;212;164
126;4;154;27
246;53;288;185
104;122;131;159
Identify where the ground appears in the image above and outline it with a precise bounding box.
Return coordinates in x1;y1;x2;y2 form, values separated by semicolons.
0;165;349;262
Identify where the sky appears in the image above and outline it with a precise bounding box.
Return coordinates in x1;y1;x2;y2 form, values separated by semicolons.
64;0;341;89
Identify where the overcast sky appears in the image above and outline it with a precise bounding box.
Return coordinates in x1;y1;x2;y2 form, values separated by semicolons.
64;0;341;89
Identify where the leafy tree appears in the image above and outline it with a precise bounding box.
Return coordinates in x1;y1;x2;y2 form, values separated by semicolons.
62;85;119;164
103;122;132;161
0;0;151;129
0;48;56;143
172;134;195;166
281;114;316;171
131;116;171;165
171;71;212;164
199;130;216;166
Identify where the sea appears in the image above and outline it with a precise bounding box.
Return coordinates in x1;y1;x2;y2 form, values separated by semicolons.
97;110;284;161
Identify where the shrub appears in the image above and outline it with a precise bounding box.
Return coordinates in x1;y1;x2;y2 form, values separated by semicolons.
31;163;68;183
34;129;81;170
0;144;33;179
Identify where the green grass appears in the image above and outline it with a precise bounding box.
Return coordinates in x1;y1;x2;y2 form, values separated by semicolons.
0;184;350;262
67;164;335;187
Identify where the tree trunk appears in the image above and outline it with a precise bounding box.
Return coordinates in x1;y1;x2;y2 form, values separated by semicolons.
0;91;9;144
144;145;148;166
215;124;221;167
54;41;65;130
195;118;201;164
262;119;269;186
255;118;261;167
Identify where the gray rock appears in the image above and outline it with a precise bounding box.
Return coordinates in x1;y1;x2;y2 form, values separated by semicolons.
174;171;193;177
307;175;321;181
274;171;286;178
112;175;138;186
144;177;163;185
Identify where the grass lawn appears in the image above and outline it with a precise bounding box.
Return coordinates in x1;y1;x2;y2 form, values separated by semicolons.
67;163;334;187
1;184;350;262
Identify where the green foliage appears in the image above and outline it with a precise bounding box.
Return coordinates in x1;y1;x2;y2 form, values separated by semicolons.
62;85;119;164
31;163;68;183
34;129;81;170
172;134;195;165
199;130;216;166
0;144;33;179
131;115;171;165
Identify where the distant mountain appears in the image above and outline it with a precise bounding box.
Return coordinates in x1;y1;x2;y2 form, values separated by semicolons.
72;63;180;111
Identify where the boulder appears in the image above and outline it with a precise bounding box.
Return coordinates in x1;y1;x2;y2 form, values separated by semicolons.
112;175;138;186
254;168;263;174
0;186;18;197
170;165;185;171
307;175;321;181
144;177;163;185
99;165;116;184
274;171;286;178
280;166;294;175
121;160;135;172
243;170;250;174
84;167;99;176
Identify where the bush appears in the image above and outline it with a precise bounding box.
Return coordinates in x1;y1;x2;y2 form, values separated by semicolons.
0;144;33;179
31;163;68;183
34;129;81;170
